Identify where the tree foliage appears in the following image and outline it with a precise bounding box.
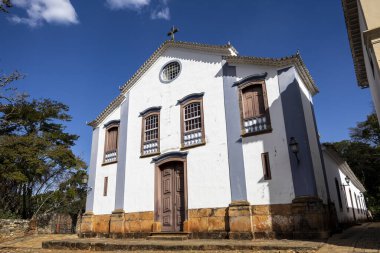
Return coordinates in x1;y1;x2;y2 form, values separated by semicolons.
0;0;12;13
326;112;380;219
0;92;87;219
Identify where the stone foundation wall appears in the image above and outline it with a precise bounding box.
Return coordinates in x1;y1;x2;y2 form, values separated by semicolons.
80;197;333;239
0;219;30;242
81;211;154;238
187;207;228;239
37;213;73;234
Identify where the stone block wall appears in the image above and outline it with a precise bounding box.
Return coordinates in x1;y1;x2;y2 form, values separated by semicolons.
80;197;333;239
0;219;30;242
187;207;228;238
81;211;154;238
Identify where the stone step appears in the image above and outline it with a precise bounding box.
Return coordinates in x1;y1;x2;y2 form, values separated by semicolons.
147;232;190;241
146;235;188;241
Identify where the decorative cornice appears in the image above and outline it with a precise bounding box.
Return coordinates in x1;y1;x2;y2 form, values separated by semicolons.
151;151;188;164
176;92;205;105
341;0;369;87
87;40;237;128
223;53;319;96
232;73;268;87
139;106;162;117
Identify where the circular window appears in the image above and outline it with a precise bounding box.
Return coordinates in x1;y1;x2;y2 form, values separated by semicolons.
161;61;181;82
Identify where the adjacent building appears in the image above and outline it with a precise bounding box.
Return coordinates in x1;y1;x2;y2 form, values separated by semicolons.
342;0;380;122
323;145;367;224
81;40;367;240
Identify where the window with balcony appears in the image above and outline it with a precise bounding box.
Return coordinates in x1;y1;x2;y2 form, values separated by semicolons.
103;121;119;164
178;93;205;149
140;106;161;157
238;80;271;136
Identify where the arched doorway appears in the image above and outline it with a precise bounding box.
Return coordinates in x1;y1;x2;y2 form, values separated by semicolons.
153;152;188;232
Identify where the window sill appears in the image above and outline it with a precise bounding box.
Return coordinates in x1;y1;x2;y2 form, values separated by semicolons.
180;142;206;150
140;152;160;158
102;160;118;166
241;128;272;137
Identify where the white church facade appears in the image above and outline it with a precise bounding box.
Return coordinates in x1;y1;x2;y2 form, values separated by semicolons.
81;40;367;239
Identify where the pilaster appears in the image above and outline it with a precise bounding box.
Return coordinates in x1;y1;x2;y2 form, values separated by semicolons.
79;212;94;238
291;196;330;239
227;201;253;240
109;210;126;238
114;93;130;211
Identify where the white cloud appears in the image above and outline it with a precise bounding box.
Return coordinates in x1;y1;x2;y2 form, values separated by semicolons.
106;0;170;20
106;0;150;10
150;6;169;20
9;0;78;27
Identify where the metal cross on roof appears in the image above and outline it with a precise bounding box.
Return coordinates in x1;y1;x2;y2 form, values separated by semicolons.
167;26;179;41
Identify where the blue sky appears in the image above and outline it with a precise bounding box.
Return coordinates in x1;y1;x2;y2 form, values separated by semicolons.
0;0;372;165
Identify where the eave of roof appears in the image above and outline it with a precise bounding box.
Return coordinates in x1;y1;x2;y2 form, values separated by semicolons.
322;145;366;192
223;52;319;96
87;40;238;127
342;0;369;87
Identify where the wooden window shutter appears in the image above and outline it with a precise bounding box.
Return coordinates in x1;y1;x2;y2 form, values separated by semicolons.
261;152;271;180
242;85;265;119
103;177;108;196
106;127;118;153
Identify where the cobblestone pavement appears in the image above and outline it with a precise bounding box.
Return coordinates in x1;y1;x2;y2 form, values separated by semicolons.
317;222;380;253
0;222;378;253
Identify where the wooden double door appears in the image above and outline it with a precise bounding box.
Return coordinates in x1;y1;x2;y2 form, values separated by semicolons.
160;161;185;232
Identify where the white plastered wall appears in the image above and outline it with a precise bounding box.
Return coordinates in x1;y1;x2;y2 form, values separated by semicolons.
121;47;232;212
235;65;295;205
92;107;121;214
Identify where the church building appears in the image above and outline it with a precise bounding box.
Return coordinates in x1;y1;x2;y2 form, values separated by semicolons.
80;39;357;239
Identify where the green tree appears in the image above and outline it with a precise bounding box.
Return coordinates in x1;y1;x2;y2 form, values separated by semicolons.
0;96;86;219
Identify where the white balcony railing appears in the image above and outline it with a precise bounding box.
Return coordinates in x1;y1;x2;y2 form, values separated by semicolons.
244;115;269;134
143;140;159;155
183;130;202;147
104;150;117;163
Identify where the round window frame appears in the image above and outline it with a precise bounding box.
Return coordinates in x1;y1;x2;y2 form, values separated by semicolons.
159;60;182;83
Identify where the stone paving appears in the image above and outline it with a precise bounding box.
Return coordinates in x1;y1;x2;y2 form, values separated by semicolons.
0;222;378;252
317;222;380;253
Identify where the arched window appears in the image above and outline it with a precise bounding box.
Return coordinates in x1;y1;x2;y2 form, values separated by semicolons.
103;121;119;164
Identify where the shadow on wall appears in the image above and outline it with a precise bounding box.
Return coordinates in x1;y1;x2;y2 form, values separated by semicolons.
239;67;333;238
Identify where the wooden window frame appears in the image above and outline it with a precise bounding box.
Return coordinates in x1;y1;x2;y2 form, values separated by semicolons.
103;122;119;165
261;152;272;180
140;111;161;158
103;177;108;196
180;97;205;150
238;80;272;137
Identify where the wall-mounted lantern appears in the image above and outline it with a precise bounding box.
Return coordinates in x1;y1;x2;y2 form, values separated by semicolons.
289;137;300;164
82;174;93;192
342;176;350;187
